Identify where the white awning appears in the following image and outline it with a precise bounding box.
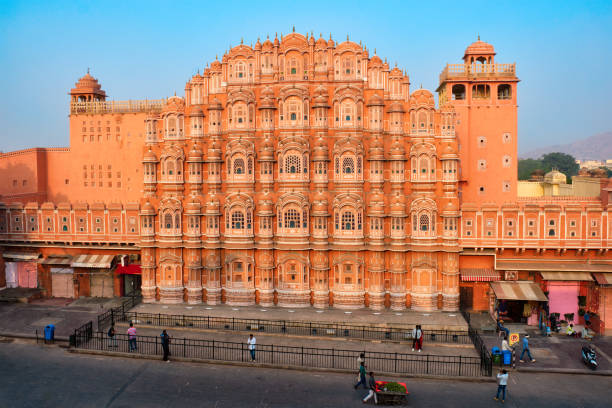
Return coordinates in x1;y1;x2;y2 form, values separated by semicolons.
540;272;593;281
2;252;41;261
71;254;115;268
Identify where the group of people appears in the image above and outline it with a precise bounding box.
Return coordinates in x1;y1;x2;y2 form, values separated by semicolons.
106;322;258;364
354;353;378;404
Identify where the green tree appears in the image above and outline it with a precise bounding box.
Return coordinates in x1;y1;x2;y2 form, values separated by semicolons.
540;152;579;178
518;158;543;180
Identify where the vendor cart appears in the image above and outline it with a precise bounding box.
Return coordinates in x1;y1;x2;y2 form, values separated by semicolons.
374;381;409;405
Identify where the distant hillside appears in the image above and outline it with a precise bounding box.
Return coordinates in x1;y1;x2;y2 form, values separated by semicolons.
521;132;612;160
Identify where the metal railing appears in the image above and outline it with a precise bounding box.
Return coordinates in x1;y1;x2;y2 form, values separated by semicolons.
73;331;487;377
70;321;93;347
111;311;471;345
97;295;141;331
460;308;493;376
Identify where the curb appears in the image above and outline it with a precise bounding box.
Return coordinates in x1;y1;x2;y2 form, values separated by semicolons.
114;322;474;349
516;367;612;376
67;348;495;383
0;331;70;347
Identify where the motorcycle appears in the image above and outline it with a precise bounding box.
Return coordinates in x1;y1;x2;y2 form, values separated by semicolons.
581;345;598;370
549;315;561;333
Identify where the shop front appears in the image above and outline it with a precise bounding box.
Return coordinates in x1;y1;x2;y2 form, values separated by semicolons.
2;252;40;288
540;271;593;325
71;254;115;298
593;273;612;335
490;281;548;325
116;264;142;297
42;255;74;298
459;268;500;311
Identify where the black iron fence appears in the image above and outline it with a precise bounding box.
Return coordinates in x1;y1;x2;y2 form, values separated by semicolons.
460;308;493;377
70;321;93;347
110;311;471;345
97;295;141;331
73;330;487;377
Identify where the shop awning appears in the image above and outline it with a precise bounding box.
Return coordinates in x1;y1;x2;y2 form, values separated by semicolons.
460;268;500;282
490;281;548;302
41;255;73;266
593;273;612;286
496;260;612;273
71;254;115;268
2;252;41;261
540;271;593;281
116;265;141;275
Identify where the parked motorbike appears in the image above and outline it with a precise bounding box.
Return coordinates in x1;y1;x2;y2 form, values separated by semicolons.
581;345;598;370
549;315;561;333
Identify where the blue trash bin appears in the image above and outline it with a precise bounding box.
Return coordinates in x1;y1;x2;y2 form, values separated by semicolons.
44;324;55;342
491;347;502;365
502;350;512;365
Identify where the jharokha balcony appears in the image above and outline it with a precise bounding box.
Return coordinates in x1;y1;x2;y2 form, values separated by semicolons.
439;63;517;83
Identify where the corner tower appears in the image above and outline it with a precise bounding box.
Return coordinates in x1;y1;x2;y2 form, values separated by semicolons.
437;39;519;205
70;71;107;103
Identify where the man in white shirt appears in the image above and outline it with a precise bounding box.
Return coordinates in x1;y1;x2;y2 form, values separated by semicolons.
247;333;256;362
494;369;509;403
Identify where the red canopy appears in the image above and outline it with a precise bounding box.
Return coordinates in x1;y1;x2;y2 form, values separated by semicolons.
115;265;141;275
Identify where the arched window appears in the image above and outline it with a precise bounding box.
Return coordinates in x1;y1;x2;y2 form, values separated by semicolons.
167;160;175;176
233;158;245;175
174;213;181;230
472;84;490;99
341;211;355;230
419;214;429;231
342;157;355;174
284;208;300;228
164;213;172;229
285;155;301;174
498;84;511;100
452;84;465;100
289;58;298;75
235;61;246;79
231;211;244;229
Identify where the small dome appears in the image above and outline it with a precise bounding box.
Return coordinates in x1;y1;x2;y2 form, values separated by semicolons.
312;199;329;215
71;72;106;98
387;101;405;113
315;35;327;49
207;97;223;111
464;39;496;58
163;96;185;113
254;38;262;51
141;201;155;215
189;105;204;117
205;196;220;214
143;149;158;163
410;89;435;107
367;93;384;107
186;198;201;214
188;144;203;161
257;200;274;215
207;140;222;159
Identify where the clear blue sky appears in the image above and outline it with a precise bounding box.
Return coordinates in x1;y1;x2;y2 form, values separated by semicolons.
1;0;611;155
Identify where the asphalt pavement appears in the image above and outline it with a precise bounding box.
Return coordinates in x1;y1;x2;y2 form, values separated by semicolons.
0;341;609;408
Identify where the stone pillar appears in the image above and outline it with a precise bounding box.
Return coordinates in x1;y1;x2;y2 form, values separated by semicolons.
442;252;460;311
311;251;330;309
367;251;386;310
256;250;275;307
204;249;221;305
140;247;157;303
389;252;406;311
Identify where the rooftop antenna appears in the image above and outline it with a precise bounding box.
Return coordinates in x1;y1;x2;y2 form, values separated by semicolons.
292;25;295;32
87;67;90;74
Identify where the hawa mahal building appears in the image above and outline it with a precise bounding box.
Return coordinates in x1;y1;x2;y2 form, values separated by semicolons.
1;32;611;333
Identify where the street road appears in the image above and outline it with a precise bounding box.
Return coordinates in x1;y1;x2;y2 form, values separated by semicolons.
0;342;608;407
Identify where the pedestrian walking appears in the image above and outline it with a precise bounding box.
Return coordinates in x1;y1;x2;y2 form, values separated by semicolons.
519;334;535;362
247;333;256;361
362;372;378;404
357;352;365;367
107;324;117;348
493;369;508;402
127;322;137;352
160;329;171;362
354;362;367;389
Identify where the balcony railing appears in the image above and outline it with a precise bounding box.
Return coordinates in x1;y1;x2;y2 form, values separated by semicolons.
439;63;516;82
70;99;167;115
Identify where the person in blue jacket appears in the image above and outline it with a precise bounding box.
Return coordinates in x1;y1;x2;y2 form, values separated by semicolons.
519;334;536;363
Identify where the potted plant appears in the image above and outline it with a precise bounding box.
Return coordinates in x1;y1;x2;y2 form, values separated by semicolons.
578;296;587;307
564;313;574;323
578;308;585;317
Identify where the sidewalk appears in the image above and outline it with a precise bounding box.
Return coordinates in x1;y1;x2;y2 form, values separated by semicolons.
115;322;477;357
130;303;468;331
481;329;612;373
0;297;125;339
